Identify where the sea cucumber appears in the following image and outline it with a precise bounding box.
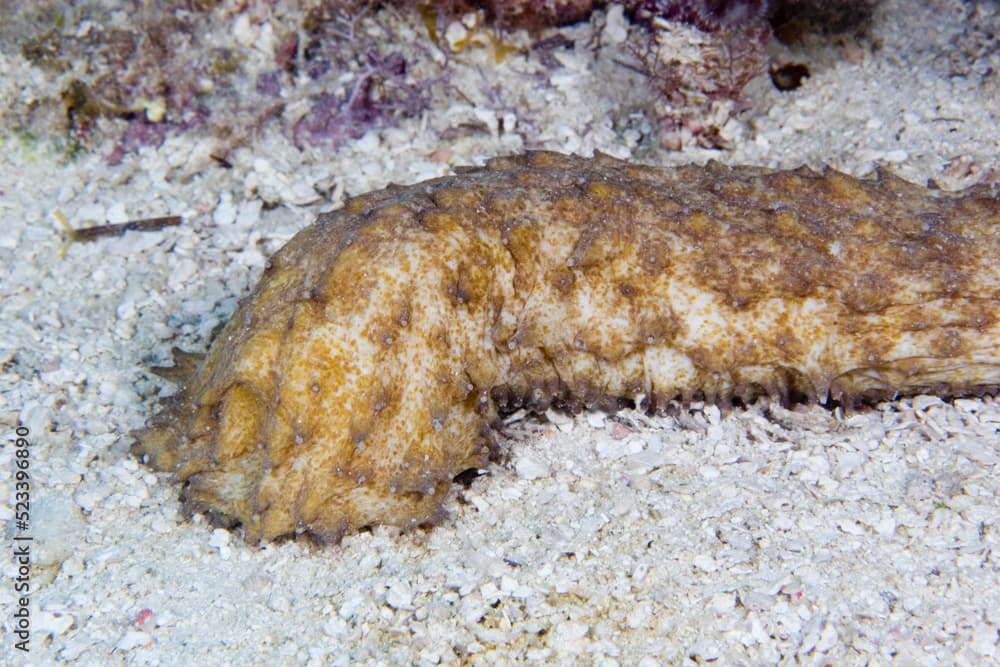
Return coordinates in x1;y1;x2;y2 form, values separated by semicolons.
133;151;1000;543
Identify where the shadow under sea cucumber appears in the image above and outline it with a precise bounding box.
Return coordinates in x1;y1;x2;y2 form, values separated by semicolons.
133;151;1000;543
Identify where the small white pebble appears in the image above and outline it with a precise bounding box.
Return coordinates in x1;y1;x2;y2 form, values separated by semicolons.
444;20;469;52
602;4;628;44
36;611;75;638
339;593;366;620
515;454;549;480
545;408;573;426
385;580;414;610
106;202;128;224
688;639;721;661
595;438;625;460
32;494;87;567
837;518;866;535
235;199;262;228
323;617;348;639
232;13;258;47
627;602;653;629
116;630;152;651
554;620;589;641
208;528;230;549
875;515;896;537
693;554;718;573
698;465;720;479
213;192;237;226
883;149;909;163
971;623;998;657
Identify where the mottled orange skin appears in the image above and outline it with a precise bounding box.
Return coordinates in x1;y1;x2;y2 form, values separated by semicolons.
134;151;1000;543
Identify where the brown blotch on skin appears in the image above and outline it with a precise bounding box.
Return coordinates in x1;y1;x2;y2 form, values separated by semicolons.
551;269;575;295
133;151;1000;544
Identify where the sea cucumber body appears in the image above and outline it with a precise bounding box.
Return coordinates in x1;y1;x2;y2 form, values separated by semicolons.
134;151;1000;542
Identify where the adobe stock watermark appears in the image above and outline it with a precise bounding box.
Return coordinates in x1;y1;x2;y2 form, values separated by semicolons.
10;425;32;653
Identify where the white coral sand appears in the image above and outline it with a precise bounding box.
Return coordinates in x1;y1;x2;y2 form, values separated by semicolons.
1;1;997;664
